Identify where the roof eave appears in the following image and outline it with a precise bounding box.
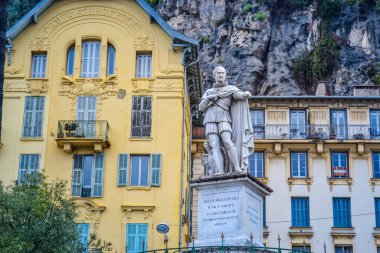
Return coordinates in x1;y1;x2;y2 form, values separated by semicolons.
6;0;55;41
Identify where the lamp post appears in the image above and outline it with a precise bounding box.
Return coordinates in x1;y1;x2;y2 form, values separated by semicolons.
277;235;281;253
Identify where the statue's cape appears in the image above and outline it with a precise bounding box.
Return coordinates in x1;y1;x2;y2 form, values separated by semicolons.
231;99;254;171
206;85;254;171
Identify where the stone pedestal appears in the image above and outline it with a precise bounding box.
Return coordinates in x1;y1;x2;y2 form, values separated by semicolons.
191;173;272;247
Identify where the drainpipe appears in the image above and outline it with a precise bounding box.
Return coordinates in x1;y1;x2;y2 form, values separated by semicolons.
178;46;199;250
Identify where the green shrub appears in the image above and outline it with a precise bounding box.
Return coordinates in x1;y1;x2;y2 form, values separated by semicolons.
311;33;340;81
216;56;224;63
373;74;380;85
292;51;313;89
202;36;211;44
255;11;267;21
242;2;254;12
316;0;343;19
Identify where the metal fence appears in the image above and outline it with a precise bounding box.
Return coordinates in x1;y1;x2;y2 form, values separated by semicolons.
57;120;109;140
140;246;312;253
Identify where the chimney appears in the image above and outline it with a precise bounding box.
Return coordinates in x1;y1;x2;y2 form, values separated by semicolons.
353;86;379;96
316;81;327;96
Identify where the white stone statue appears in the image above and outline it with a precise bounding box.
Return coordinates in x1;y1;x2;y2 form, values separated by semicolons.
199;66;254;175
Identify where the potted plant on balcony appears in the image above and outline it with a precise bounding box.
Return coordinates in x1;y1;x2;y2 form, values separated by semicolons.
353;133;365;140
329;127;336;139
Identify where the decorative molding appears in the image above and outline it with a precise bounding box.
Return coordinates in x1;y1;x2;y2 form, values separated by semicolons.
121;205;155;222
309;110;327;123
274;143;282;155
133;36;156;50
350;111;367;121
4;66;24;78
257;177;269;185
370;178;380;192
316;142;324;155
331;228;355;244
288;227;314;242
287;178;313;191
73;199;105;224
29;38;51;50
26;79;49;95
267;111;286;122
357;143;365;155
328;178;354;191
131;78;154;93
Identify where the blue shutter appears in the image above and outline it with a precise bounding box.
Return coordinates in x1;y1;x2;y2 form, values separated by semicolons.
374;153;380;178
66;47;75;76
291;198;310;227
77;223;90;252
92;154;104;197
151;154;161;186
23;96;45;137
333;198;351;227
72;155;83;197
107;45;116;75
18;154;40;182
376;198;380;228
118;154;128;186
127;224;148;253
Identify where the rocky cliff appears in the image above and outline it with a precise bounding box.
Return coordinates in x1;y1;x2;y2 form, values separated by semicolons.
155;0;380;95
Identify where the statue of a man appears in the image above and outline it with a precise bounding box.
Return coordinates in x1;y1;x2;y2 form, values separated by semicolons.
199;66;254;174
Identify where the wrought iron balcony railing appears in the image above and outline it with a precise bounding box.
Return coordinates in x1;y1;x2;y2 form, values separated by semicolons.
192;125;380;140
57;120;109;140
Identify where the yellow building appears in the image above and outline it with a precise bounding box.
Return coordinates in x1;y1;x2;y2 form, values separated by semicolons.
1;0;201;251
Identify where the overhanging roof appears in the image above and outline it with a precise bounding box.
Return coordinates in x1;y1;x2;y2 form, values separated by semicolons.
6;0;199;46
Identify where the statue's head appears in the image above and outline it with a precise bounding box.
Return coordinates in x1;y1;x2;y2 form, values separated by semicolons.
213;66;227;83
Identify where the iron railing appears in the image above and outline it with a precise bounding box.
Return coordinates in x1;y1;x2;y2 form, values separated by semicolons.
140;246;312;253
192;125;380;140
57;120;109;140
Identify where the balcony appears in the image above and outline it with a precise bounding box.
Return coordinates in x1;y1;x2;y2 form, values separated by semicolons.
192;125;380;141
56;120;110;153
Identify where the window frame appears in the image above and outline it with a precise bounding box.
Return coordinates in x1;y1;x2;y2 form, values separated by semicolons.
18;154;41;183
31;52;47;78
131;96;152;138
66;45;75;76
331;152;349;179
136;52;152;78
77;223;90;252
375;198;380;228
130;155;150;187
126;223;148;253
107;44;116;76
333;197;352;228
291;151;308;178
292;245;311;253
249;151;265;178
22;96;45;138
334;245;353;253
250;109;265;139
81;41;101;78
291;197;310;227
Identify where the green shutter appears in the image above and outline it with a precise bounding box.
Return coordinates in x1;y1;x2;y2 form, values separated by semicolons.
118;154;128;186
92;154;104;197
151;154;161;187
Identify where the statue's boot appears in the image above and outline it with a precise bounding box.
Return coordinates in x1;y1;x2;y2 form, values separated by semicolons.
226;144;243;173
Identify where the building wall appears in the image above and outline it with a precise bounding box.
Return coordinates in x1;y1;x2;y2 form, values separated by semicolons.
191;98;380;252
1;0;193;251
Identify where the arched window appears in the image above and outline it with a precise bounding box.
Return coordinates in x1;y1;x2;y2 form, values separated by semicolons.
66;46;75;76
107;44;116;75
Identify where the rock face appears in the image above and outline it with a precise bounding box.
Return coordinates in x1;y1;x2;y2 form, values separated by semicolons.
155;0;380;95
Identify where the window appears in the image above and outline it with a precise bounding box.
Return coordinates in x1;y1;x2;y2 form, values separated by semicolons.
331;110;347;139
333;198;351;227
131;155;149;186
263;197;266;227
107;44;116;75
81;41;101;78
370;110;380;139
378;247;380;253
249;152;264;177
136;53;152;78
77;223;90;252
127;223;148;253
290;110;307;139
292;246;311;252
291;152;307;178
251;109;265;139
291;197;310;227
118;154;161;187
72;154;104;197
66;46;75;76
331;152;349;178
375;198;380;228
335;246;353;253
76;96;97;138
18;154;40;182
373;153;380;178
131;96;152;137
31;53;47;78
22;96;45;137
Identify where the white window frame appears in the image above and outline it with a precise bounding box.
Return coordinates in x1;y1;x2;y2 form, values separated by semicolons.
31;53;47;78
22;96;45;138
81;41;101;78
291;152;307;178
249;152;264;178
130;155;150;187
136;53;152;78
18;154;40;182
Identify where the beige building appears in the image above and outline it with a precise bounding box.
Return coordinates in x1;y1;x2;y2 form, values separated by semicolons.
192;91;380;253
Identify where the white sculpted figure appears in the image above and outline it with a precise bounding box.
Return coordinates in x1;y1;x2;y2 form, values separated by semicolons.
199;66;254;175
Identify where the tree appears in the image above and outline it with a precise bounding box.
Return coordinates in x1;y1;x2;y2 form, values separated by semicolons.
0;173;82;253
0;0;8;140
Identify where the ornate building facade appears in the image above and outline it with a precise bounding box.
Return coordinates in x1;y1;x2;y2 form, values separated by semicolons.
192;94;380;253
1;0;201;251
